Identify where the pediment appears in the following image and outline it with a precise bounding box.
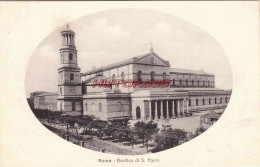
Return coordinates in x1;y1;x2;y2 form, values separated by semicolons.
134;53;170;67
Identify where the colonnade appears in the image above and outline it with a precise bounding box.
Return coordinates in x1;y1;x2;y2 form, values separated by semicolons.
145;99;189;120
62;34;75;45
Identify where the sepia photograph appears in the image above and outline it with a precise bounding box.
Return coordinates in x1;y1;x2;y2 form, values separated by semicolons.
0;1;259;166
25;9;232;155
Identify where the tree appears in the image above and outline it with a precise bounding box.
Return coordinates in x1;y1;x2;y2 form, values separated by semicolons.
153;128;187;152
134;121;159;146
193;127;207;138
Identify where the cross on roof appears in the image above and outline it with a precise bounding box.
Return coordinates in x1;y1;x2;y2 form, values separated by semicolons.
150;42;154;53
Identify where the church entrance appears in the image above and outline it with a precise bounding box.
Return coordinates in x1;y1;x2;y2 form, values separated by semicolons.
136;106;141;120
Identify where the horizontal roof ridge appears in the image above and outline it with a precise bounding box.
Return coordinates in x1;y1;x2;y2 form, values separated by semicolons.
170;68;214;75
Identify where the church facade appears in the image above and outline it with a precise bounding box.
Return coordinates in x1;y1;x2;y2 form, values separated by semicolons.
32;27;232;121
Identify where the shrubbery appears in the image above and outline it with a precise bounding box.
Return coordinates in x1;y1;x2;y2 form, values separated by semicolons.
152;128;187;152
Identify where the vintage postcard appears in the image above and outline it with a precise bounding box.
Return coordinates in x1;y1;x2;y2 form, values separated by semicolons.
0;1;259;166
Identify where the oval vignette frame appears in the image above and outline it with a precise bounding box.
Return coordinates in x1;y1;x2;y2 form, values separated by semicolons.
25;9;233;155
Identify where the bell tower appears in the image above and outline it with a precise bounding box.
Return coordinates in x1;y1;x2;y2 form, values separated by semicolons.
57;25;82;113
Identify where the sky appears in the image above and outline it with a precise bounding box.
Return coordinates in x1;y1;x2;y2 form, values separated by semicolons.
25;9;233;97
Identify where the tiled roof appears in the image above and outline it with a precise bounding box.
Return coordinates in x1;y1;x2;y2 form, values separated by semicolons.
81;52;169;76
170;68;214;76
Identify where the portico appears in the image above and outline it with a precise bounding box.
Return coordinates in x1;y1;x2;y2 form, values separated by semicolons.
131;90;189;121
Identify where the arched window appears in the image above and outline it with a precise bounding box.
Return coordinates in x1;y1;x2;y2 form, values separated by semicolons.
70;73;74;81
112;74;115;79
69;53;73;61
208;80;210;87
60;87;62;95
137;71;142;81
196;99;198;106
189;99;191;106
192;80;194;86
180;79;182;86
215;97;217;104
136;106;141;120
225;97;228;103
151;71;155;80
197;80;199;86
99;103;102;112
203;80;205;86
121;72;125;80
92;103;95;112
60;73;63;83
220;97;222;103
172;79;176;86
85;103;88;111
203;99;205;105
163;72;167;80
186;79;188;86
209;98;211;104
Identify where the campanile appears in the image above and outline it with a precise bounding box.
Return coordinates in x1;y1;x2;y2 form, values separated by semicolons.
57;25;82;113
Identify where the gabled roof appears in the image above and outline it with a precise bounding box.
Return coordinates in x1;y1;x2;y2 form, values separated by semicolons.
170;68;214;76
81;52;170;76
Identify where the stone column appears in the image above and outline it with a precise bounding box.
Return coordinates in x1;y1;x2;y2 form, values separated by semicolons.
160;100;164;120
154;100;158;120
166;100;169;119
65;34;67;44
64;34;66;44
61;35;63;45
182;99;185;114
177;100;180;117
172;99;175;118
149;100;153;120
186;99;189;114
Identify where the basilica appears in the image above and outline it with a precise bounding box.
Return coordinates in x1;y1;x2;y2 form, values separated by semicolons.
32;26;232;121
